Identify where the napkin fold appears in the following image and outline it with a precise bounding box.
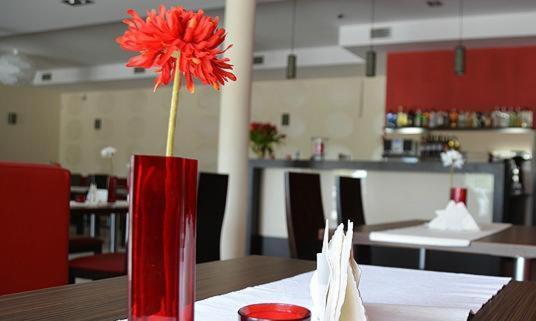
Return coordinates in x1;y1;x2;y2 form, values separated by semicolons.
428;201;480;232
310;220;367;321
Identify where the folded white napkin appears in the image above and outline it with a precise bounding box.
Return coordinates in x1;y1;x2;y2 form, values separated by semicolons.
310;221;367;321
85;184;108;204
428;201;480;232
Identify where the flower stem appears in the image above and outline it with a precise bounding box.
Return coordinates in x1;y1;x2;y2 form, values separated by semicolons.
450;164;454;190
165;54;182;157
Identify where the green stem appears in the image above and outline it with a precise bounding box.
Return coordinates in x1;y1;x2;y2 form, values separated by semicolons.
165;54;182;157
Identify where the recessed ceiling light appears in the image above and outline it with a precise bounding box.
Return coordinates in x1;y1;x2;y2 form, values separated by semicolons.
426;0;443;7
62;0;94;7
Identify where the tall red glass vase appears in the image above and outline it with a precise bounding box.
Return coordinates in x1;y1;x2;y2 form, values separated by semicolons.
129;155;198;321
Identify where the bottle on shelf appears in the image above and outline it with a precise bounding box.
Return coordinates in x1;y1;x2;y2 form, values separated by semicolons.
396;106;407;128
386;106;534;129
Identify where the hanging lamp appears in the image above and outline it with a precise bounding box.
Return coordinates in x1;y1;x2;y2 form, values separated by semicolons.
366;0;377;77
286;0;297;79
455;0;465;75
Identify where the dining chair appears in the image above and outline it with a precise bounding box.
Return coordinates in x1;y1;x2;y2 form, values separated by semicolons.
335;175;371;264
0;162;70;295
196;172;229;263
285;172;326;260
68;172;229;281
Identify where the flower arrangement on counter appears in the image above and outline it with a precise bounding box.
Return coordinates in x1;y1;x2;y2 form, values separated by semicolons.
441;149;465;187
100;146;117;174
116;5;236;156
249;122;286;159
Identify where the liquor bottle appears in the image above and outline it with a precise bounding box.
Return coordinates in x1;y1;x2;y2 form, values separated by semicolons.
499;107;510;128
473;112;481;128
386;111;397;128
396;106;407;128
458;110;467;128
423;110;430;128
414;109;423;127
407;109;416;127
449;109;458;128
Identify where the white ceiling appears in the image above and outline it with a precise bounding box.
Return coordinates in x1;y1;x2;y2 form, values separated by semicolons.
2;0;536;68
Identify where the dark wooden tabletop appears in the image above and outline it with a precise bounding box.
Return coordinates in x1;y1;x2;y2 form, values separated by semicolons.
0;256;314;321
353;220;536;258
0;255;535;321
70;201;129;216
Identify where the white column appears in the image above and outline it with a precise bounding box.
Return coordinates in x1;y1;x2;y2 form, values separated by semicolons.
218;0;256;259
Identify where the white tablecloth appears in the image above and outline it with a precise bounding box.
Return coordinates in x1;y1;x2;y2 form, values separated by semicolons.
369;223;511;247
119;264;510;321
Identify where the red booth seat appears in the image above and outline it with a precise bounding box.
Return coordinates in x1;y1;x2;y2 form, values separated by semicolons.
0;162;70;295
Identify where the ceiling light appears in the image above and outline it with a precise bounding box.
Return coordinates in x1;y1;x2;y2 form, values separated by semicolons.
0;49;36;86
366;0;377;77
62;0;94;7
454;0;465;75
426;0;443;7
286;0;298;79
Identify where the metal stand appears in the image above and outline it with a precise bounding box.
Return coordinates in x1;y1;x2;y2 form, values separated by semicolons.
514;256;531;281
109;213;116;253
419;248;426;270
90;214;96;237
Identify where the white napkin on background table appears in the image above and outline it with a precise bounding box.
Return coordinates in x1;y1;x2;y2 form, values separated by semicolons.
429;201;480;232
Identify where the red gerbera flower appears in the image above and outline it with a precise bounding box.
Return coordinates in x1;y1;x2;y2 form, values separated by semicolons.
116;5;236;93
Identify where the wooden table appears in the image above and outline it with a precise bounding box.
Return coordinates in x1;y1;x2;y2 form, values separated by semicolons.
352;220;536;281
70;201;129;252
0;256;534;321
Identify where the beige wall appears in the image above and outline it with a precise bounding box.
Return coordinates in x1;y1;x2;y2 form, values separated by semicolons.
0;85;61;164
58;76;387;176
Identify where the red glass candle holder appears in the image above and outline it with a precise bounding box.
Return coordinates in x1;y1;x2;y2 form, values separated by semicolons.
450;187;468;205
129;155;198;321
107;176;118;203
238;304;311;321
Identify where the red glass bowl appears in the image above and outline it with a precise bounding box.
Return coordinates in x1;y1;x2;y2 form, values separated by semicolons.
238;303;311;321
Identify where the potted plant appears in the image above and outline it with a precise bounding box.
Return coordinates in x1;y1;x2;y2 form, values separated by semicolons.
249;122;286;159
440;149;467;204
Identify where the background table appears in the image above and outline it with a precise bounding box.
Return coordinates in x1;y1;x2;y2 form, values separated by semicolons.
352;220;536;281
70;201;129;252
0;256;535;321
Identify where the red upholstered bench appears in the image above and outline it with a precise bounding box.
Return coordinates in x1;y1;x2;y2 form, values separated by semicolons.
69;236;103;254
0;162;70;295
69;253;126;282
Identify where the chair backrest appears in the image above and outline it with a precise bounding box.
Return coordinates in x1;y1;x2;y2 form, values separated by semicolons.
0;162;70;295
89;174;109;189
336;176;366;226
196;172;228;263
285;172;325;260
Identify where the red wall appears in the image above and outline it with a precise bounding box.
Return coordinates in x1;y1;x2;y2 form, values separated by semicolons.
385;46;536;112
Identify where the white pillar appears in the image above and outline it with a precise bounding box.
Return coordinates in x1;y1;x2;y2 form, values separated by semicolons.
218;0;256;259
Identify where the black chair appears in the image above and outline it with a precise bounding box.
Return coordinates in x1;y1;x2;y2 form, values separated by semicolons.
89;174;109;189
196;172;229;263
336;176;371;264
285;172;326;260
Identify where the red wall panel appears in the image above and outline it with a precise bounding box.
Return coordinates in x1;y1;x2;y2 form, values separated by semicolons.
386;46;536;112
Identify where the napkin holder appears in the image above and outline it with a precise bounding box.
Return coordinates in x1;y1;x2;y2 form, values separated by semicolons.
310;221;367;321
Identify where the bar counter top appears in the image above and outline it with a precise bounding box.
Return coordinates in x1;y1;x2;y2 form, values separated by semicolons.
249;159;504;175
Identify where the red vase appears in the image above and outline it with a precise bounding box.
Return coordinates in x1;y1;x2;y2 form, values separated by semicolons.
450;187;468;205
128;155;198;321
107;176;118;203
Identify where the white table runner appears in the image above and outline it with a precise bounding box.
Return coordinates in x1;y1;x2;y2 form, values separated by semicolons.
120;264;510;321
369;223;511;247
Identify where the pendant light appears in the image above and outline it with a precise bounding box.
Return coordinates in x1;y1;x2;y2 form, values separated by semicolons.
286;0;297;79
455;0;465;75
366;0;377;77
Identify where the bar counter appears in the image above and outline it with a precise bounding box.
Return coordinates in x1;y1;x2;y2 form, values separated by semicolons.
247;159;506;256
